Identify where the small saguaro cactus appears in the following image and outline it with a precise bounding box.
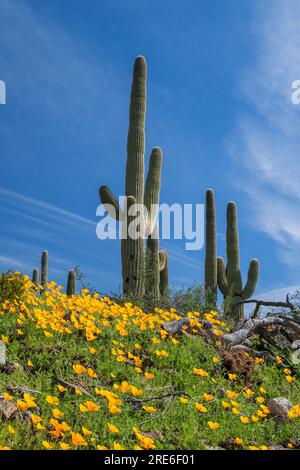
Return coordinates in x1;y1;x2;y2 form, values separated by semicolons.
159;250;169;299
67;270;76;296
99;56;167;300
32;268;39;286
217;202;259;321
204;189;217;307
40;250;48;292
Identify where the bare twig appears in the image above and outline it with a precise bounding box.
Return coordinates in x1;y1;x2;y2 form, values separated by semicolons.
239;296;299;320
52;376;92;397
0;379;42;395
125;390;190;405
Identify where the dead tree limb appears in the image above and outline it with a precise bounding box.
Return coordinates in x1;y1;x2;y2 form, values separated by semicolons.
236;295;297;319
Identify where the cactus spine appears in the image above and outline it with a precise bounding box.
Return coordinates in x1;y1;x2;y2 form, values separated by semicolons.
67;270;76;296
32;268;39;286
99;56;168;300
205;189;217;307
40;250;48;292
217;202;259;321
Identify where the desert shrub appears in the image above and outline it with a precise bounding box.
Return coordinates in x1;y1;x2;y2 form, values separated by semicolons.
0;271;27;304
170;285;206;314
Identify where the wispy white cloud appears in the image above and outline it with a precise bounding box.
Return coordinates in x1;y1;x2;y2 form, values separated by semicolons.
0;187;95;229
162;243;201;270
0;187;99;277
228;0;300;268
0;255;27;270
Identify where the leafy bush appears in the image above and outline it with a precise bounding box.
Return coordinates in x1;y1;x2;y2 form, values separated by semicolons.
0;271;28;304
171;285;206;314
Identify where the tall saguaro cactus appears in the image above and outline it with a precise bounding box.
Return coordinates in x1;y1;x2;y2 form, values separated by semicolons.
40;250;48;292
99;56;168;300
217;202;259;321
205;189;217;307
67;270;76;296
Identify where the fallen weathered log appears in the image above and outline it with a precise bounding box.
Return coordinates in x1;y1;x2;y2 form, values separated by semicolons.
162;317;220;344
162;312;300;353
221;316;300;347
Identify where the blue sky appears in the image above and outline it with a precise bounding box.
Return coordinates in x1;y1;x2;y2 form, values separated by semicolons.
1;0;300;300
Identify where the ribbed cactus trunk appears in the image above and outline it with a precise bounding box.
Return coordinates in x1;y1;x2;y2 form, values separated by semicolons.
145;148;162;302
40;250;48;293
121;196;145;297
122;56;147;297
67;270;76;296
159;250;169;299
224;202;243;320
204;189;217;307
217;202;259;321
32;268;39;286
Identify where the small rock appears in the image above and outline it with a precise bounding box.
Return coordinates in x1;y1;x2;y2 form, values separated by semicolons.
0;362;23;374
269;445;289;450
267;397;293;422
0;340;6;367
140;430;165;442
217;387;226;397
0;400;18;421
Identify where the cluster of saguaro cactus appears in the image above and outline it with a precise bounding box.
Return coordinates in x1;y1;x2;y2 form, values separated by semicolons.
31;250;48;293
204;193;259;320
31;250;76;297
99;56;168;301
28;58;259;314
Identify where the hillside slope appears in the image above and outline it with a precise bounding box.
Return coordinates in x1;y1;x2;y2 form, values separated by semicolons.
0;274;299;450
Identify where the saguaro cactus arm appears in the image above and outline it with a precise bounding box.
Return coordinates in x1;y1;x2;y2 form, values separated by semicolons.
241;259;259;299
99;185;122;220
217;256;228;295
159;250;167;272
159;249;169;298
144;147;162;236
144;147;163;302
